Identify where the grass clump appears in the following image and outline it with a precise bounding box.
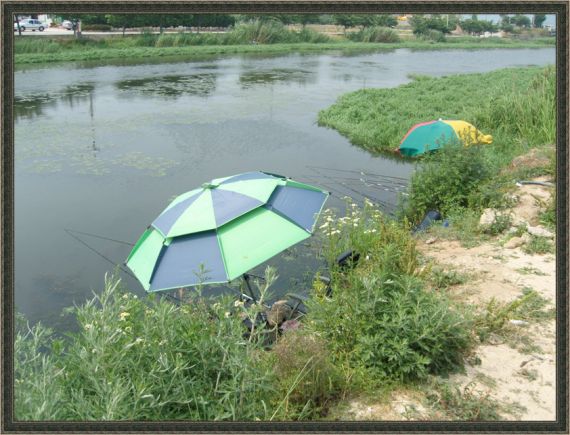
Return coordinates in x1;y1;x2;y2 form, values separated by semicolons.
539;190;556;230
427;266;469;290
269;330;344;419
307;202;473;386
419;29;446;43
473;289;554;343
522;235;555;255
347;26;400;43
424;377;502;420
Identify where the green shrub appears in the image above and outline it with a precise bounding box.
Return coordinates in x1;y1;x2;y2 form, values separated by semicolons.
227;20;293;44
308;273;472;383
15;273;278;421
294;27;331;43
402;144;493;223
309;204;473;384
14;315;66;420
133;30;159;47
419;29;446;42
348;26;401;43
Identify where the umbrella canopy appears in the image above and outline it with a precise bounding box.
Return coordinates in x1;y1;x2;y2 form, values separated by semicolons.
126;171;329;292
398;119;493;157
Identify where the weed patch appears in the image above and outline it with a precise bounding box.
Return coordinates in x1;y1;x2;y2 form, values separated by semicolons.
523;236;555;255
423;377;502;420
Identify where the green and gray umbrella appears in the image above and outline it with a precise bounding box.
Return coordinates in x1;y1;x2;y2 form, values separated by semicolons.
126;171;329;292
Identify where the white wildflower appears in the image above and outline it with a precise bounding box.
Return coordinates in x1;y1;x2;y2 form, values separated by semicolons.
119;311;130;321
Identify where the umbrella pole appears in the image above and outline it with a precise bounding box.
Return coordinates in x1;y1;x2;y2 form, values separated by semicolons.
242;274;257;304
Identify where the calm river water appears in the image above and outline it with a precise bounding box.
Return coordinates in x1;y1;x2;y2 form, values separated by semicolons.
14;47;554;331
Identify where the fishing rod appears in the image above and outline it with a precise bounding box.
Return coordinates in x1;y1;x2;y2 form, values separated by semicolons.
297;177;353;204
304;177;393;213
64;228;135;246
316;173;409;189
306;164;410;182
324;175;408;194
64;228;183;305
301;175;397;218
302;171;397;212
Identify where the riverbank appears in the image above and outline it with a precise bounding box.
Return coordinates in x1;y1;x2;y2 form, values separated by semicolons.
14;36;554;65
316;63;557;419
334;166;556;420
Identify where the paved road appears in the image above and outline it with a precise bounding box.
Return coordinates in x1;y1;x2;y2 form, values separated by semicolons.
13;27;227;37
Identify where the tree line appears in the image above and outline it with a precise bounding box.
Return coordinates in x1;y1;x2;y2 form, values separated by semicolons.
410;14;548;38
48;13;548;38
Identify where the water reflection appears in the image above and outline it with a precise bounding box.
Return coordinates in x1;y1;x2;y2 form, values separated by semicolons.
116;73;217;98
14;83;95;119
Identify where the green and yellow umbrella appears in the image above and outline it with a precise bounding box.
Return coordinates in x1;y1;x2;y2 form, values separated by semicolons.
398;119;493;157
126;171;329;293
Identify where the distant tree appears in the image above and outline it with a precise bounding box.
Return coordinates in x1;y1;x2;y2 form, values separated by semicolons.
366;15;398;28
460;18;498;35
334;14;358;28
79;14;108;25
533;14;547;28
14;14;22;36
511;14;531;28
410;14;452;35
190;14;235;29
499;15;511;25
105;14;132;36
318;14;335;25
334;14;397;28
447;15;461;29
499;15;514;32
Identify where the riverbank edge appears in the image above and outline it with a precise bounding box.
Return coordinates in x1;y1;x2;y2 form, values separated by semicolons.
14;39;555;65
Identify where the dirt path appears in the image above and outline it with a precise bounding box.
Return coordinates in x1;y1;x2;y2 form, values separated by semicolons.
419;180;556;420
338;178;556;421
